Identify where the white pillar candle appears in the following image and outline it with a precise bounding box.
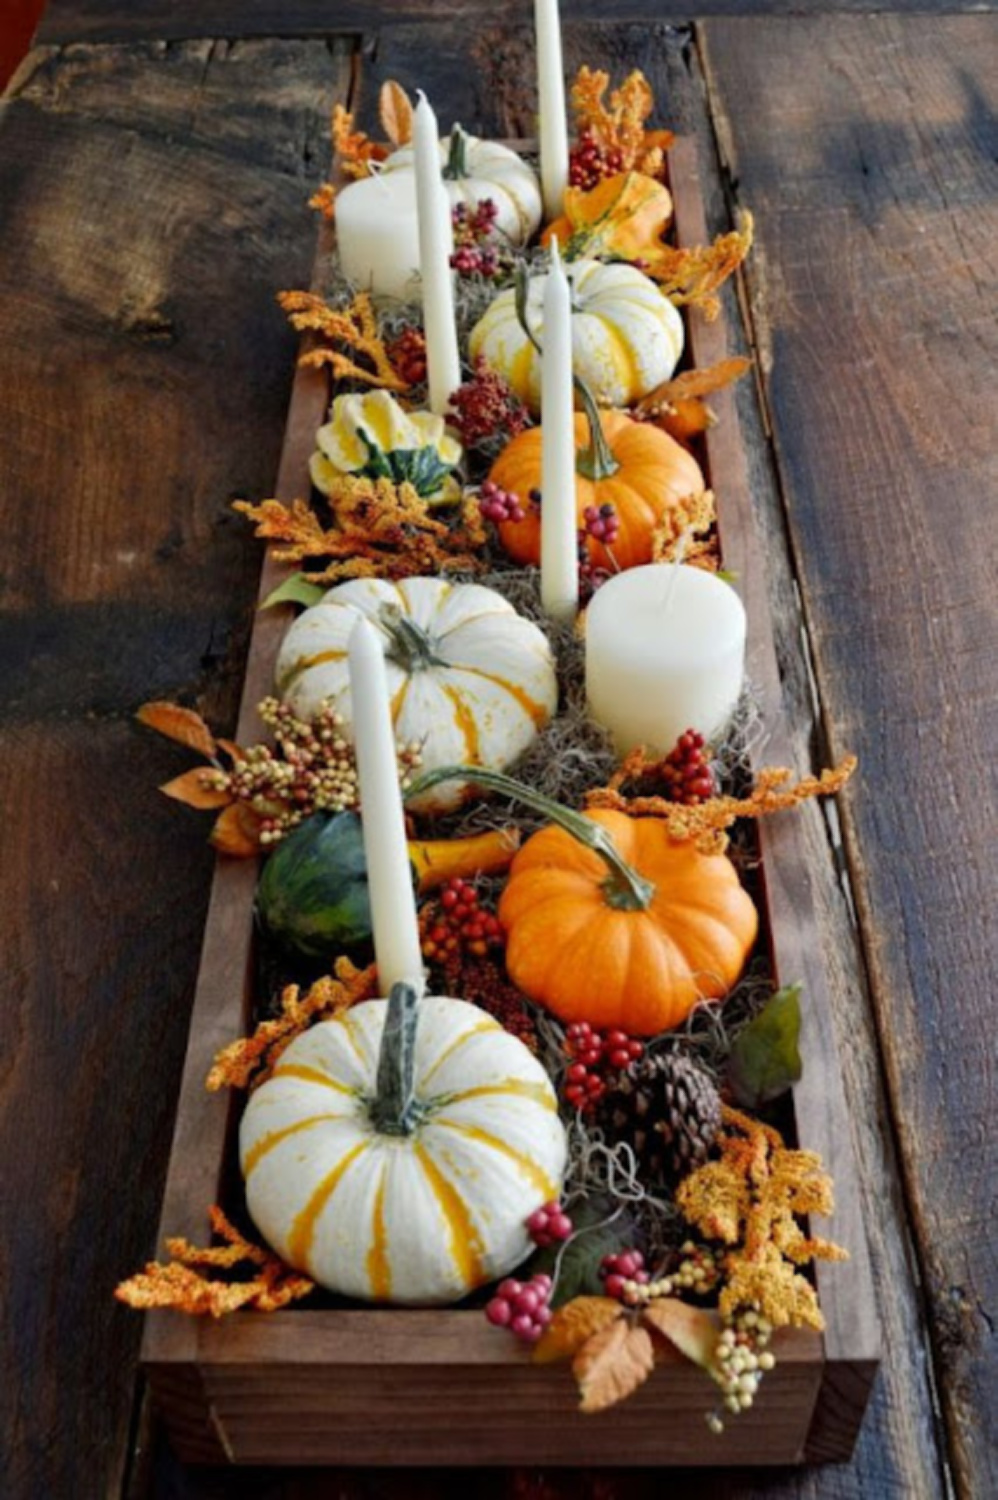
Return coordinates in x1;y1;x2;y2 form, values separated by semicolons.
334;172;421;301
534;0;569;219
413;94;462;414
585;564;747;757
348;617;425;993
540;239;579;622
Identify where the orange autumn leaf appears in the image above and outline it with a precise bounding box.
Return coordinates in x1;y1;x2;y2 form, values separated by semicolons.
642;1298;722;1371
379;80;413;147
572;1318;656;1414
137;701;216;759
215;738;246;764
542;172;674;271
533;1296;623;1364
159;768;232;811
210;802;263;857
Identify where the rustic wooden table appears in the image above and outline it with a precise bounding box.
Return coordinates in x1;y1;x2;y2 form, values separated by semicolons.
1;4;995;1498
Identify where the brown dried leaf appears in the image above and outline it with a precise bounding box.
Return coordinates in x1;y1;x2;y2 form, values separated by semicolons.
137;701;216;758
379;80;413;147
572;1318;656;1414
636;356;751;417
159;768;232;811
210;802;262;857
642;1298;722;1371
533;1296;623;1364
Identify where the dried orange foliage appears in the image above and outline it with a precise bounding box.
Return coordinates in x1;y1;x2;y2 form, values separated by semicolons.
207;958;378;1092
136;701;216;758
571;66;674;178
534;1294;720;1414
278;290;409;391
677;1106;848;1332
379;80;414;147
235;475;486;586
585;752;857;854
137;703;267;852
651;490;718;572
636;356;752;442
308;181;337;221
332;102;389;179
115;1206;314;1317
310;82;412;217
652;212;755;320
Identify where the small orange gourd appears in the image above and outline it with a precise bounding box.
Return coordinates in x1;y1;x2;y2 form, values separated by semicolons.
489;400;704;573
408;769;758;1037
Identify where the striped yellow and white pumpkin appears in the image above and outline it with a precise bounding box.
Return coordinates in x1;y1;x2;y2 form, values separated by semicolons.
274;577;558;814
469;258;684;412
240;985;567;1305
379;128;542;246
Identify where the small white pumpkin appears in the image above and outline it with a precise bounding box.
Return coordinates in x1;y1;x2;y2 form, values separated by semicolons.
380;126;543;246
240;983;567;1305
275;577;558;814
469;258;684;412
310;391;463;506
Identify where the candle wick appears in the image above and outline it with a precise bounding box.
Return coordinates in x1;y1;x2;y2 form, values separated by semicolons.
661;527;692;617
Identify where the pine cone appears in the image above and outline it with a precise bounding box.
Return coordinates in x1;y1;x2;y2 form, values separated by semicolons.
599;1051;722;1183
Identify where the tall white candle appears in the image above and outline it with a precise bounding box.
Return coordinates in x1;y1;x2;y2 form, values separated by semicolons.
335;173;421;301
585;565;747;756
413;94;462;414
540;239;579;621
348;617;425;993
534;0;569;218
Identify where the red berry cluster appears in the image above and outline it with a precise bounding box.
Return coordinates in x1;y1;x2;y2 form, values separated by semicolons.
562;1022;644;1111
386;325;427;387
422;878;504;962
568;127;625;191
447;357;530;449
478;479;526;524
599;1249;650;1302
661;730;716;805
485;1273;553;1342
451;199;505;278
525;1199;574;1248
582;502;621;548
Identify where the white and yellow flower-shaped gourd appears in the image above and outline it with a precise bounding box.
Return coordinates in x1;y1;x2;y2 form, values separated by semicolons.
310;390;463;507
240;983;567;1304
469;258;684;412
275;577;558;814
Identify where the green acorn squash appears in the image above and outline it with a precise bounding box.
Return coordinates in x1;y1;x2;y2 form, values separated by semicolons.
256;810;391;961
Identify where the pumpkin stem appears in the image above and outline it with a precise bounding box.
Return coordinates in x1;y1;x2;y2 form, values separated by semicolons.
443;124;469;182
405;766;655;911
370;980;421;1135
512;261;620;484
378;605;442;672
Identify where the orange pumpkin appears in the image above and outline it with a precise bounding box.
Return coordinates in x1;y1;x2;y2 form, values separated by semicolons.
489;407;704;573
499;809;758;1035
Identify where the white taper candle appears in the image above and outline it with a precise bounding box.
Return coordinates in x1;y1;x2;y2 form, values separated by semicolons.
540;239;579;621
413;93;462;414
534;0;570;219
348;617;425;994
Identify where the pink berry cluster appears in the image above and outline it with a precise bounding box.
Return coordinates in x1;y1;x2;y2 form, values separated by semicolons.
599;1249;650;1303
568;127;625;191
562;1021;644;1111
478;479;526;524
582;502;621;548
661;729;716;806
451;199;505;278
485;1273;553;1342
525;1199;574;1248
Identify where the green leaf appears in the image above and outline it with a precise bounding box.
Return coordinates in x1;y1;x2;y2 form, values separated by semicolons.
717;569;740;585
527;1194;635;1308
260;572;327;611
727;983;803;1109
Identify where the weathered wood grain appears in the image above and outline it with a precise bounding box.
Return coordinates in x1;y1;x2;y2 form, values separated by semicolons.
700;15;998;1499
34;0;998;51
0;36;351;1500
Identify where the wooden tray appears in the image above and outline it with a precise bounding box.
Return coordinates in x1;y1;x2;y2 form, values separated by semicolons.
141;136;880;1467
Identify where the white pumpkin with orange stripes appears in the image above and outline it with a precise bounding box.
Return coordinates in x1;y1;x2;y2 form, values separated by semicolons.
274;577;558;814
240;983;567;1305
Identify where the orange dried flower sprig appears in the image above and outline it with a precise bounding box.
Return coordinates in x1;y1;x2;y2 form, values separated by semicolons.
278;290;409;391
114;1207;314;1317
570;66;675;182
207;958;378;1092
585;753;857;855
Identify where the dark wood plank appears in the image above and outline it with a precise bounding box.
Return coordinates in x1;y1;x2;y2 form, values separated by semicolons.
700;15;998;1499
0;36;353;1500
34;0;998;51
